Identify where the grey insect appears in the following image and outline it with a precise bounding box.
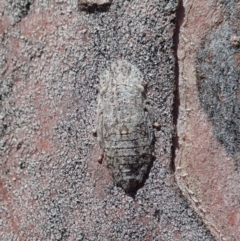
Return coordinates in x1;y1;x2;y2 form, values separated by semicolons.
94;60;158;195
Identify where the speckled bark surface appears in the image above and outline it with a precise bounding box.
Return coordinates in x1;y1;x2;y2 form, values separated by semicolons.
175;0;240;240
0;0;216;240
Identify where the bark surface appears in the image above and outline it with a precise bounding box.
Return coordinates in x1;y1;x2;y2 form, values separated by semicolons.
1;0;235;240
176;0;240;240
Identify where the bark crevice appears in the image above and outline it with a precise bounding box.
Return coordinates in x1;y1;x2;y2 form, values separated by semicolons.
171;0;185;173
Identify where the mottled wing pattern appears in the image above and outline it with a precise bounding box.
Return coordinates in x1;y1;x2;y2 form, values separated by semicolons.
97;60;155;195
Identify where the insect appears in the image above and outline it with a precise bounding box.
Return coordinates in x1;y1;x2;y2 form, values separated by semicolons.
94;60;158;195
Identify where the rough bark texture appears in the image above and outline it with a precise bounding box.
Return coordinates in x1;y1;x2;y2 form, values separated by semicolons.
175;0;240;240
1;0;238;240
78;0;112;12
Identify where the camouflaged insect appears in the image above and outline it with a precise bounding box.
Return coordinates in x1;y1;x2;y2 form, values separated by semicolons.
96;60;155;195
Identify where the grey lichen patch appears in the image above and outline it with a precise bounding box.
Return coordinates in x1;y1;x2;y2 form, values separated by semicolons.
217;0;240;16
4;0;33;24
196;22;240;163
0;77;14;141
78;0;112;12
96;60;155;195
